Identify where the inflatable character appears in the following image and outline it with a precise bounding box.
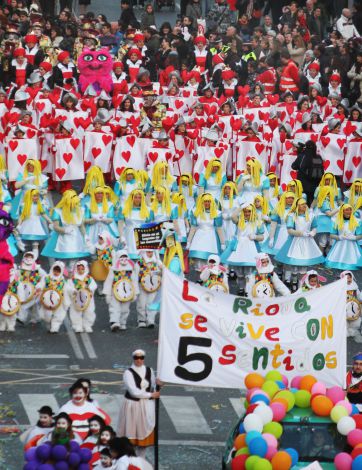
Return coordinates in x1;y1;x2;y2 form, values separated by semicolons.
77;47;113;93
0;204;14;305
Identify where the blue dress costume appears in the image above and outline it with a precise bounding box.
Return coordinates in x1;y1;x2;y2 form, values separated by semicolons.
17;204;50;241
220;197;237;243
237;174;270;204
189;211;223;260
41;208;91;259
314;199;334;234
118;208;150;259
11;174;49;220
261;208;292;255
84;202;119;244
171;181;196;211
198;173;227;203
114;179;142;205
325;220;362;270
170;204;188;243
221;222;264;266
313;186;342;207
275;214;324;266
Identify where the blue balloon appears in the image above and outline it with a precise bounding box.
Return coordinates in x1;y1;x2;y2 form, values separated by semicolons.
78;464;91;470
79;447;92;463
351;404;360;415
250;394;270;405
353;455;362;470
54;461;69;470
248;437;267;457
68;451;81;467
285;447;299;466
238;422;245;434
38;465;55;470
51;444;67;461
246;431;262;446
276;380;286;389
25;448;37;462
23;463;38;470
68;440;80;453
36;445;51;462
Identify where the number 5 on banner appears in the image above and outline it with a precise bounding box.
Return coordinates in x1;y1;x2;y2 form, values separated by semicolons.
174;337;212;382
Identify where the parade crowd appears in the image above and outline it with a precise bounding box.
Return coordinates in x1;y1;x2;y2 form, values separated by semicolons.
1;0;362;467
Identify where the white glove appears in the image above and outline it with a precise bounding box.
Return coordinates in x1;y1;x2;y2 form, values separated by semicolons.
64;226;73;234
345;233;357;241
249;234;256;241
303;231;310;237
339;234;346;240
49;223;54;230
262;215;270;222
186;242;190;250
220;243;226;250
16;238;25;251
268;238;274;248
182;26;191;41
26;176;35;183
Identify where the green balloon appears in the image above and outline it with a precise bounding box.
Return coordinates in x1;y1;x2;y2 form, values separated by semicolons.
330;405;348;423
274;390;295;411
254;458;273;470
245;455;261;470
294;390;311;408
261;380;280;398
265;371;283;382
263;421;283;439
236;447;250;456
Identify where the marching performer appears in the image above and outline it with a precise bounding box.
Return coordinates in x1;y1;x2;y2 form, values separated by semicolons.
175;174;196;211
246;253;290;298
198;159;227;203
314;186;340;255
136;250;162;328
237;158;270;204
81;415;106;452
200;254;229;293
80;166;106;207
161;222;185;277
149;186;172;224
297;270;326;292
67;260;97;333
219;181;239;244
171;192;189;244
39;261;71;333
103;250;139;331
90;231;115;288
114;168;144;205
22;405;54;450
341;271;362;340
0;265;19;332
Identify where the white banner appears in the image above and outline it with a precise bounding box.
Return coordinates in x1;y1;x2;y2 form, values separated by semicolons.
157;271;347;388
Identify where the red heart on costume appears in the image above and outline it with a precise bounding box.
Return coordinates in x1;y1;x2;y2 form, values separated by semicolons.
267;94;279;105
121;150;131;162
27;129;36;138
323;160;330;170
84;161;92;172
269;165;276;172
353;156;361;168
55;168;66;179
175;99;184;110
40;160;48;171
203;160;209;168
183;90;190;97
193;172;200;184
337;160;344;171
73;117;81;128
286;103;294;116
17;154;27;165
102;135;112;146
290;170;297;179
321;136;330;147
264;132;272;142
316;96;327;107
63;152;73;164
278;111;286;122
36;102;45;112
165;152;172;161
115;167;125;176
255;143;265;155
281;183;287;191
9;140;18;152
310;134;318;143
126;135;135;147
236;169;242;177
214;147;223;158
92;147;101;159
285;141;293;151
237;96;249;108
245;113;254;121
237;85;250;96
70;138;80;150
175;149;184;158
148;152;158;163
345;170;353;180
337;138;345;149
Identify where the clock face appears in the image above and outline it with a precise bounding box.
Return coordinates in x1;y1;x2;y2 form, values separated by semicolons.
18;281;35;304
209;281;228;293
141;272;161;293
346;298;361;321
0;293;20;316
41;289;62;311
113;279;135;302
73;288;92;311
253;280;274;298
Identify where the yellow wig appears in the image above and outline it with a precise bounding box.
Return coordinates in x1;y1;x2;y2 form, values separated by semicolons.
119;167;137;191
163;242;185;272
179;174;194;197
151;161;173;188
254;194;269;215
266;172;279;198
238;203;258;230
287;179;304;199
103;185;118;204
317;186;335;209
0;154;7;171
194;193;218;220
335;203;359;232
204;159;222;184
24;159;42;186
221;181;238;208
83;166;105;195
274;191;296;219
289;197;310;221
19;189;44;222
172;192;187;214
318;173;338;201
349;179;362;208
90;186;109;214
137;170;149;188
247;158;262;187
56;189;81;224
122;189;149;219
151;186;171;216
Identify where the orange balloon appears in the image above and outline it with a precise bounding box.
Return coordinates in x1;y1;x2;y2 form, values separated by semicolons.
311;395;333;416
271;451;292;470
234;433;246;450
244;373;265;389
299;375;317;392
271;397;289;411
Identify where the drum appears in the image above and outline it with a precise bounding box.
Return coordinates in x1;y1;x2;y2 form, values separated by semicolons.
346;297;361;322
90;259;109;281
18;281;35;304
73;288;92;312
252;280;275;298
208;281;228;293
40;289;62;311
140;271;162;293
113;279;134;302
0;292;20;316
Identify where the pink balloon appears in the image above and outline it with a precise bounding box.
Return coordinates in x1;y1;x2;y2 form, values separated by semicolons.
347;429;362;447
290;376;302;389
270;402;286;422
250;389;270;401
311;381;327;396
265;445;277;460
334;452;352;470
281;375;289;387
262;433;278;448
336;400;353;415
246;387;260;402
327;386;345;405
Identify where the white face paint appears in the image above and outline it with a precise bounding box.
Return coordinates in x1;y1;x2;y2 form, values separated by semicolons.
72;388;86;405
100;430;111;443
56;418;68;430
90;421;101;433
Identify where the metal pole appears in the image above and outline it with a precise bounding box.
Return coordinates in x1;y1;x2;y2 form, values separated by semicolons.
154;384;160;470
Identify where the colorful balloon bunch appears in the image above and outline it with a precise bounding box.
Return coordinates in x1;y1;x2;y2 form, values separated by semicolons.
23;441;92;470
231;371;360;470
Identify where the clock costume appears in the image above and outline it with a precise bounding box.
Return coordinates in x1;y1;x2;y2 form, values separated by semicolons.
0;265;18;332
200;254;229;293
341;271;362;340
39;261;71;333
136;250;162;328
246;253;290;298
297;270;326;293
103;250;139;331
67;260;97;333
